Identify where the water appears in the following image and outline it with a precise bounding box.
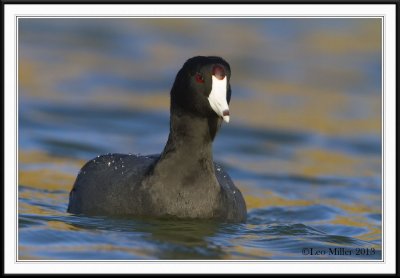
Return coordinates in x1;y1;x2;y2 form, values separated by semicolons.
18;18;382;260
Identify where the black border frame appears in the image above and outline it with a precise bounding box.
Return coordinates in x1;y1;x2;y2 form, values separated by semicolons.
2;0;398;276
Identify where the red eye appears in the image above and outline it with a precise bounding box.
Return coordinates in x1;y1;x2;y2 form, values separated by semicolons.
195;72;205;84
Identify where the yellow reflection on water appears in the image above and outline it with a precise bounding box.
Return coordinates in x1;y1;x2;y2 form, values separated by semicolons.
233;81;381;136
19;243;155;260
47;220;79;231
304;19;381;54
245;191;313;210
226;145;379;178
18;150;78;213
227;245;274;260
19;167;75;191
294;148;371;177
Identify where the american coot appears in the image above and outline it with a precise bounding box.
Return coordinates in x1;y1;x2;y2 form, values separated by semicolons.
67;56;247;222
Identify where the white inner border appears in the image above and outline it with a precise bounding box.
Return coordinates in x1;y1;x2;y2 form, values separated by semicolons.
4;4;396;275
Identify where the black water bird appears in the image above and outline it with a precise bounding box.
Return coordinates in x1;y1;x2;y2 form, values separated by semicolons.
67;56;247;222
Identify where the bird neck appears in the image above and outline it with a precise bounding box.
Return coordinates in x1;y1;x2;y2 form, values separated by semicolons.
158;105;220;171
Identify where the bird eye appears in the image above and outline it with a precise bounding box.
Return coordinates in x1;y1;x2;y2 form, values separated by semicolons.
195;72;205;84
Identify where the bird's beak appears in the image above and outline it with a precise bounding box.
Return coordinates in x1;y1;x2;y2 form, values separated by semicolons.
208;75;230;123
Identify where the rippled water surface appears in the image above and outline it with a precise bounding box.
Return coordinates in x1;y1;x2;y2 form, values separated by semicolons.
18;18;382;260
